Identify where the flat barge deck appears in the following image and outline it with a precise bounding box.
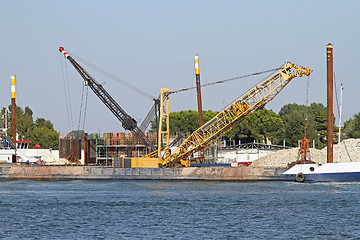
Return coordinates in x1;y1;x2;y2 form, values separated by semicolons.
0;164;291;181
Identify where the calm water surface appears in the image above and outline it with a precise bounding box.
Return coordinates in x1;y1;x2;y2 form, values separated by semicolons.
1;180;360;239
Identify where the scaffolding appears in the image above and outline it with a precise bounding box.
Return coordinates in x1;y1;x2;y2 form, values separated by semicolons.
96;141;148;165
93;132;156;165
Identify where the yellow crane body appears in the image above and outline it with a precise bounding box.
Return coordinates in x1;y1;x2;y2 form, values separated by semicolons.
162;62;311;167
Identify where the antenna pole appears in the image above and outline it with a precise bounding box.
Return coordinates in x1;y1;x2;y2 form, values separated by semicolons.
5;108;8;136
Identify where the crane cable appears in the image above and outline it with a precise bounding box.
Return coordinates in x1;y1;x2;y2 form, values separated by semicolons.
67;51;156;101
65;50;143;125
59;52;74;131
62;50;288;135
82;87;89;131
78;85;89;132
69;50;156;125
77;84;89;134
67;49;281;99
169;67;282;95
77;85;84;132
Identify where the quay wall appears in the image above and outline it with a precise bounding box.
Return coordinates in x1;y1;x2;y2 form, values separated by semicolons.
0;164;290;181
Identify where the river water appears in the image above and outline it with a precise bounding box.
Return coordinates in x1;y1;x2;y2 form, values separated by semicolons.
1;180;360;239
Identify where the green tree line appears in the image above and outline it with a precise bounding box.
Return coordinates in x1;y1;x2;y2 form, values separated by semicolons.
151;103;360;149
3;103;359;150
1;105;59;149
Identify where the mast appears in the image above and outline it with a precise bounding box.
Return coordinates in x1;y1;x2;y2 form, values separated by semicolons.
326;43;334;163
337;83;343;163
4;108;8;136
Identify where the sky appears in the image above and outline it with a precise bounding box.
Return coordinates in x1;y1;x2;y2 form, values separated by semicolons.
1;0;359;135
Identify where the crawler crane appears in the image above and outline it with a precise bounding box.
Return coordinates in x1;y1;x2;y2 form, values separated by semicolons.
154;62;312;167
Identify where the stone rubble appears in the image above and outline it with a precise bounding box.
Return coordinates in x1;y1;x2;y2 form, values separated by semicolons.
251;138;360;168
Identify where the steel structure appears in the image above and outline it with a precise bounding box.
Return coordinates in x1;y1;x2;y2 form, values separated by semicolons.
59;47;156;152
162;62;311;167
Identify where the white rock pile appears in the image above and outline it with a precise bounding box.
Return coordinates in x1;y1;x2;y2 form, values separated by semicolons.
251;138;360;168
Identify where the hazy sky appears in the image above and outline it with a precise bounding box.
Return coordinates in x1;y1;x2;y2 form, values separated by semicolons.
1;0;359;135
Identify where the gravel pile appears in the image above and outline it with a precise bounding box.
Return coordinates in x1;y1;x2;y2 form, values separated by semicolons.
251;138;360;168
327;138;360;163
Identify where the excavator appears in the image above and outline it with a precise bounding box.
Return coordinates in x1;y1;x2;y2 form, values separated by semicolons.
60;47;311;168
59;47;156;152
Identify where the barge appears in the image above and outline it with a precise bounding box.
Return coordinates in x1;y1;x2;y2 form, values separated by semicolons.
0;164;291;181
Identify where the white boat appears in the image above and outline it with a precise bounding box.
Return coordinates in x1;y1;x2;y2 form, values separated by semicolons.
0;137;57;163
283;162;360;182
282;48;360;183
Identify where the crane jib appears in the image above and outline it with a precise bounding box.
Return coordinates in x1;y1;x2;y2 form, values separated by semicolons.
59;47;156;152
200;117;218;131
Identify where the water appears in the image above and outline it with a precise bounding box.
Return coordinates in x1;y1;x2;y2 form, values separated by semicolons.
1;180;360;239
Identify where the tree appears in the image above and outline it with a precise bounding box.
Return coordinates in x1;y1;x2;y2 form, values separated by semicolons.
310;103;327;133
66;130;85;139
248;109;285;145
31;126;59;149
2;105;35;141
31;118;59;149
344;113;360;138
169;110;199;134
35;118;54;130
279;103;329;148
1;105;59;149
224;109;285;145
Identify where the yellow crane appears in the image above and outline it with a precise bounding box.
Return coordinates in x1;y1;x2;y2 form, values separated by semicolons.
152;62;311;167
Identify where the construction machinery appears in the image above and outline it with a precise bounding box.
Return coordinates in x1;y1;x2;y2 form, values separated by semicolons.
153;62;312;167
59;47;311;168
59;47;156;152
